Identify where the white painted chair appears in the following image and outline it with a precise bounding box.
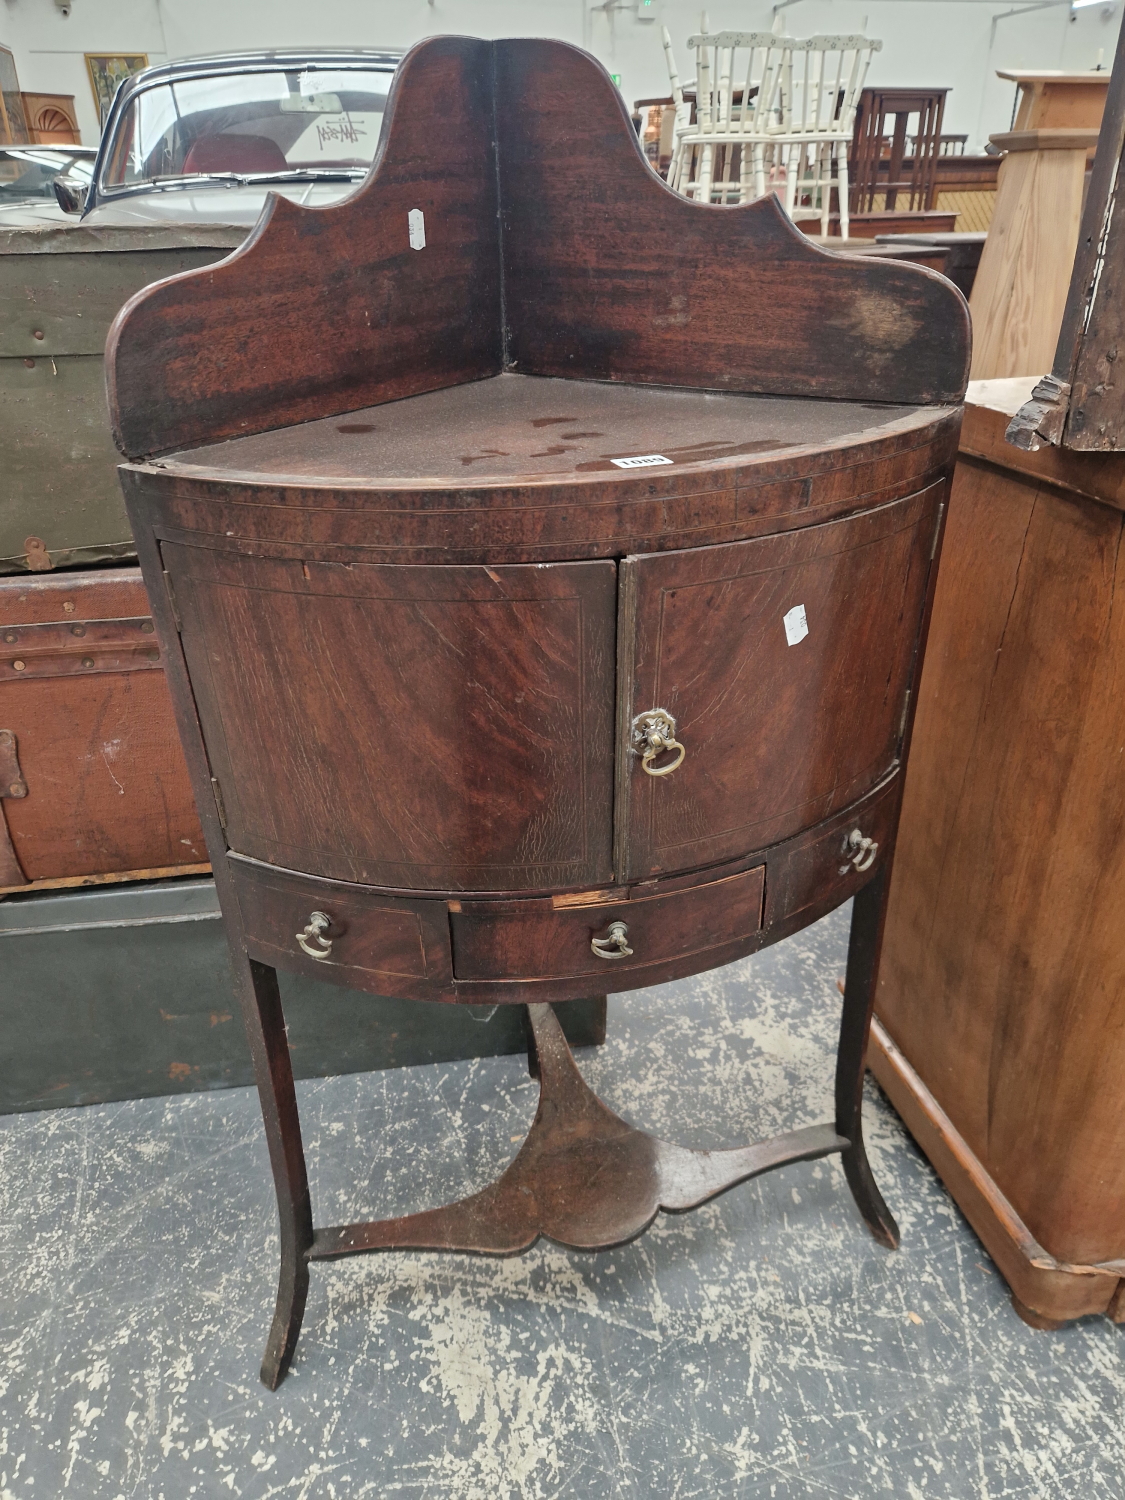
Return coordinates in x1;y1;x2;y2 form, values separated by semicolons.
774;35;882;238
660;25;696;183
663;30;803;206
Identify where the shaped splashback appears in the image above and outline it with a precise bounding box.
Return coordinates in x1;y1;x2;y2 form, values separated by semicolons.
107;36;971;460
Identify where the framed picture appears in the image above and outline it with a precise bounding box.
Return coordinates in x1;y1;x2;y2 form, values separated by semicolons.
85;54;148;127
0;45;30;145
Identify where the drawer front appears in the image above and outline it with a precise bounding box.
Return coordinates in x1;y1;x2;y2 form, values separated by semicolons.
229;857;453;994
451;864;764;982
764;774;901;928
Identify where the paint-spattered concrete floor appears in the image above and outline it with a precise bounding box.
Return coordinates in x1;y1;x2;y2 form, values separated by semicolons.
1;904;1122;1498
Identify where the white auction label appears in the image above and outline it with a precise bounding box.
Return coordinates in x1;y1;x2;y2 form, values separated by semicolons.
783;604;809;646
610;454;673;469
408;208;426;250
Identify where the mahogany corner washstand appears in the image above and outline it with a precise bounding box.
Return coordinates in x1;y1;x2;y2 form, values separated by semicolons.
105;36;969;1387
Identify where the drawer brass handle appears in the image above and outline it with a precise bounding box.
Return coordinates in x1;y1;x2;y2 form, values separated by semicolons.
632;709;685;777
296;910;333;960
591;920;633;960
842;829;878;874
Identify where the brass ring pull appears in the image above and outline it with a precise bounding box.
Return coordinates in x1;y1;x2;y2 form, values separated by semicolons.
296;910;333;960
591;920;633;960
843;829;878;874
632;709;685;778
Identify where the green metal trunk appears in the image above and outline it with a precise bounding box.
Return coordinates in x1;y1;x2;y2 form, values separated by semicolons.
0;224;245;574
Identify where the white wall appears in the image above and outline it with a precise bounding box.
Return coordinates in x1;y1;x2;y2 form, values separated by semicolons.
1;0;1121;150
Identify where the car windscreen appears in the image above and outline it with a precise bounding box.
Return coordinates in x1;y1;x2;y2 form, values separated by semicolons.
0;148;94;201
101;68;393;187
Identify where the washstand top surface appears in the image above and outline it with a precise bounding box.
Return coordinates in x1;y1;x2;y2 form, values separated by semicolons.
159;374;944;490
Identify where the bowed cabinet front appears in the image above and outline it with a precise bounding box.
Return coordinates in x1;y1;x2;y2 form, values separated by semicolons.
156;480;943;996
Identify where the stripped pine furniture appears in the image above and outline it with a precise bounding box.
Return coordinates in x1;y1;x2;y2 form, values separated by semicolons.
969;69;1110;380
106;35;969;1388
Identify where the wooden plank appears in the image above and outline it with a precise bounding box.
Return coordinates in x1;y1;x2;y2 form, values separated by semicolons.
989;128;1100;153
0;863;211;899
998;70;1110;131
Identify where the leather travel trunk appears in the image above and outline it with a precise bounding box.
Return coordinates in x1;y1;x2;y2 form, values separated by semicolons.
0;567;207;892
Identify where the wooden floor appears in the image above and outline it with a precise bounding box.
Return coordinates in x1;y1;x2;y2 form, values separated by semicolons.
1;903;1122;1497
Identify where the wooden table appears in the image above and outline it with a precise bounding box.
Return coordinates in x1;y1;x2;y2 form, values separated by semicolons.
105;34;968;1388
803;234;951;273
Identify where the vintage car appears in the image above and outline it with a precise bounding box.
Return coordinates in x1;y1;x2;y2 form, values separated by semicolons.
0;145;97;225
5;47;405;577
57;49;403;226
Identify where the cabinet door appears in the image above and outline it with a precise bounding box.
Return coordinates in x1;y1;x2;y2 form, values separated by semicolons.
616;487;940;880
162;547;617;892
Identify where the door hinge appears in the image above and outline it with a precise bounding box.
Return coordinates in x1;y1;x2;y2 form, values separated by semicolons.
211;776;228;832
163;570;183;632
930;501;946;559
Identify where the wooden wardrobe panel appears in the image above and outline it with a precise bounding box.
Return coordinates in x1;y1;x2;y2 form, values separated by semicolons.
162;547;617;892
618;488;939;879
877;457;1125;1263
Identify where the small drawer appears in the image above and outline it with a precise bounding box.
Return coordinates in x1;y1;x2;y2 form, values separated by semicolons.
764;774;901;929
451;865;765;982
229;856;453;996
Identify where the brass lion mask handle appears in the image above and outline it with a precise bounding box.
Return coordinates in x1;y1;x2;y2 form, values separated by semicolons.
632;708;685;777
296;910;334;960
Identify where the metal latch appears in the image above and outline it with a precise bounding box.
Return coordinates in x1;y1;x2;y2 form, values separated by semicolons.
0;729;29;887
0;729;27;800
